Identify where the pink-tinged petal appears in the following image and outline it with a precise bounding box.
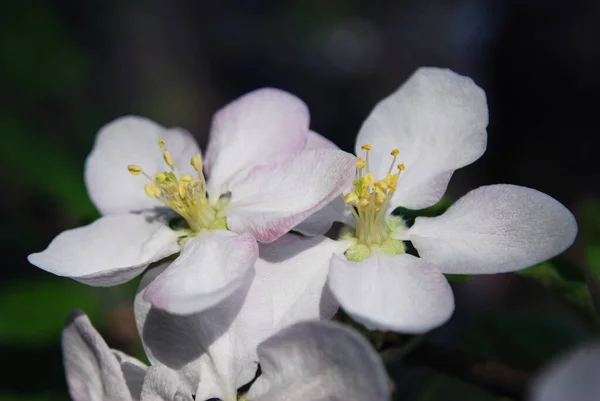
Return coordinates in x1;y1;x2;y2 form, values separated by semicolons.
61;310;133;401
135;265;273;401
143;230;258;315
226;148;356;242
140;365;194;401
247;321;390;401
356;67;488;210
409;184;578;274
112;351;147;401
328;252;454;333
254;234;343;330
304;130;339;149
530;342;600;401
85;116;201;216
205;88;309;193
27;214;180;286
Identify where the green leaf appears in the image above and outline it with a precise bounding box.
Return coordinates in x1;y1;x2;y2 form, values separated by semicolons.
519;262;598;326
0;113;98;221
445;274;470;283
462;310;592;371
392;196;453;226
0;278;107;345
581;198;600;281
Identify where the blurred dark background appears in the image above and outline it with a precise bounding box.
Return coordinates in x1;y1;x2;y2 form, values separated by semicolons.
1;1;598;400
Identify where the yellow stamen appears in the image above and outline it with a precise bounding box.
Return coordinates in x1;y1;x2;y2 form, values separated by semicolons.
398;163;405;171
344;193;359;204
356;157;367;169
127;165;142;175
154;172;167;183
144;184;161;198
342;145;407;247
191;154;203;172
163;151;174;167
130;140;228;233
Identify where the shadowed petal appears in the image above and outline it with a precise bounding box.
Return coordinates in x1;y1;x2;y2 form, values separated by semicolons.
143;230;258;315
62;310;133;401
530;342;600;401
248;321;390;401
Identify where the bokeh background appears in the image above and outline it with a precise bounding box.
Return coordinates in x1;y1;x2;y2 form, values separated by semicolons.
1;1;599;400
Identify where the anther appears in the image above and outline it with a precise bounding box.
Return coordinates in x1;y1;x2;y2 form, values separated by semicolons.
191;154;203;172
361;144;372;151
180;174;192;182
390;149;399;156
144;184;161;198
127;165;142;175
163;151;174;167
154;173;167;183
356;157;367;169
344;193;359;204
158;138;166;149
398;163;405;171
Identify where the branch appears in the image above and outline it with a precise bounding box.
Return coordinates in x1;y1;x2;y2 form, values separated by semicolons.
383;340;532;400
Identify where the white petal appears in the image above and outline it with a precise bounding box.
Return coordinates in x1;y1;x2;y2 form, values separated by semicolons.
530;342;600;401
85;116;201;215
356;67;488;210
28;214;180;286
140;366;194;401
61;310;133;401
254;234;342;330
135;265;271;401
304;130;339;150
205;88;310;193
247;321;390;401
112;351;148;401
143;230;258;315
226;148;356;242
328;252;454;333
409;184;578;274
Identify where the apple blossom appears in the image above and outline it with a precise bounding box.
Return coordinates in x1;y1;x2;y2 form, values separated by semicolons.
62;310;389;401
298;67;578;333
28;88;355;315
61;232;389;401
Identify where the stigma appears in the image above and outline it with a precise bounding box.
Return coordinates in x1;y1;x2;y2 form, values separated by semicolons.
341;144;407;260
127;139;228;233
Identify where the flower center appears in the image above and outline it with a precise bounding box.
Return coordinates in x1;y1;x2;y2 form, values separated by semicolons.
128;139;228;233
341;144;407;261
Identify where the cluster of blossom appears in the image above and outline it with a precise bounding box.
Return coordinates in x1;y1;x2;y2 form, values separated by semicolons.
28;67;591;400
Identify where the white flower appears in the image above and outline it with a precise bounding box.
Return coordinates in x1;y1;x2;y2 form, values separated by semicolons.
62;235;390;401
63;311;389;401
134;233;340;400
28;88;355;315
529;341;600;401
299;67;578;333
